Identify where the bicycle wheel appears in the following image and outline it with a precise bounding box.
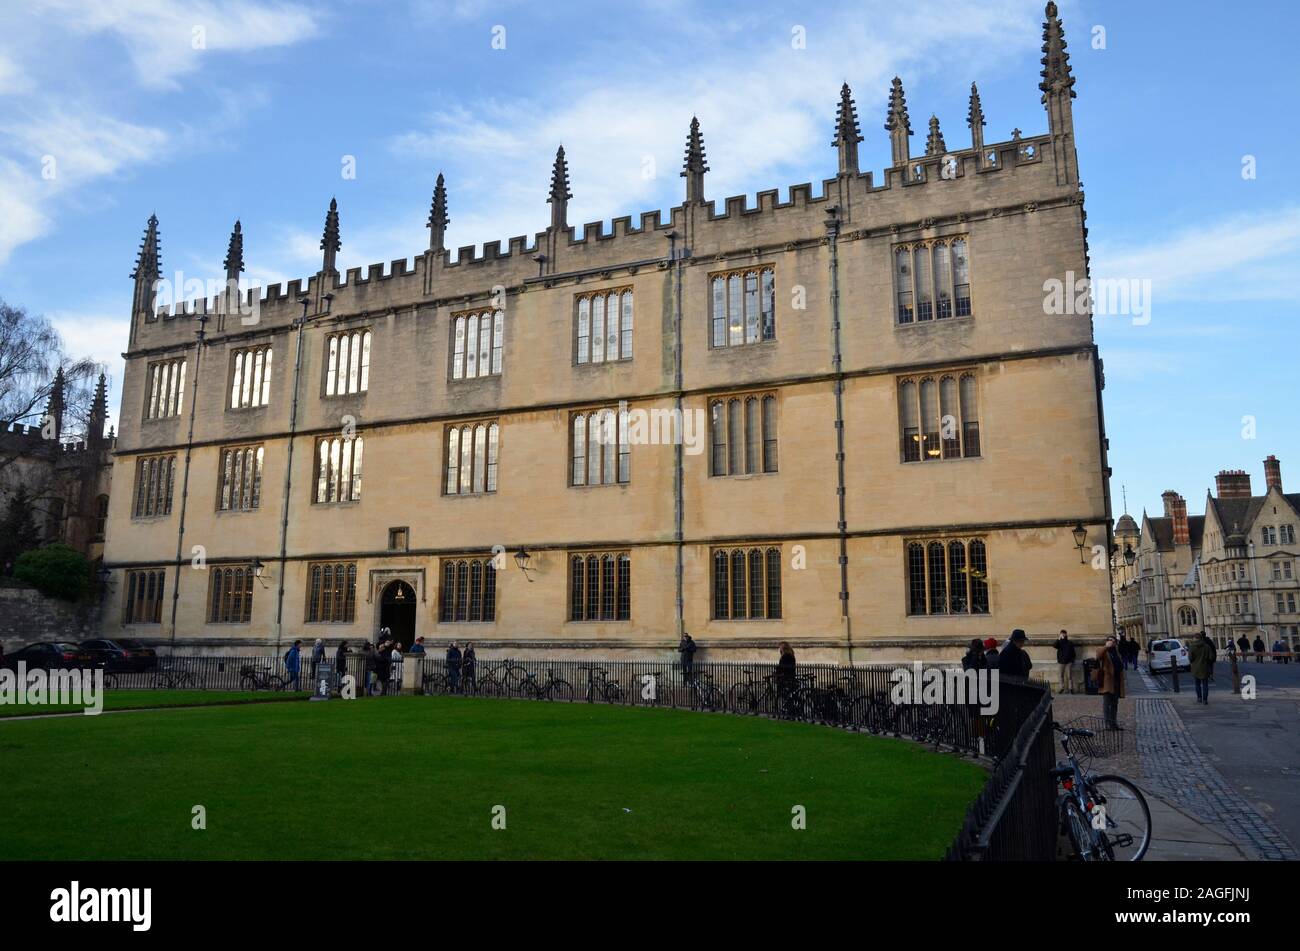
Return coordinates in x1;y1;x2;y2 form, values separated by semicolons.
602;683;624;704
240;675;259;691
423;675;449;695
1088;775;1152;861
728;683;755;714
547;680;574;702
517;680;542;700
1062;797;1098;861
478;678;502;698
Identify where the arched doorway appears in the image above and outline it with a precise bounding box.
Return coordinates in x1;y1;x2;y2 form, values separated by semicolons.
379;580;417;650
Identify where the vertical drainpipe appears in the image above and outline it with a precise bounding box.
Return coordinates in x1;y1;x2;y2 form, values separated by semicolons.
168;314;208;651
825;209;852;665
669;229;685;639
274;296;321;652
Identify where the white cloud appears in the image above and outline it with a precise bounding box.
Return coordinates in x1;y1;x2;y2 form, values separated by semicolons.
390;0;1041;256
1093;207;1300;304
30;0;321;89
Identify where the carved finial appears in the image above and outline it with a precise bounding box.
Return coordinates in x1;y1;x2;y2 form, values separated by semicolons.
548;146;571;230
549;146;572;203
427;172;449;251
1040;1;1076;104
130;213;162;319
681;117;709;204
925;115;947;156
223;220;244;279
884;76;912;167
320;197;341;273
967;82;986;153
89;372;108;442
833;83;862;175
131;213;161;281
44;366;66;440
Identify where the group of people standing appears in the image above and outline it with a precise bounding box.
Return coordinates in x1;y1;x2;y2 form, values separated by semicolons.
441;641;477;691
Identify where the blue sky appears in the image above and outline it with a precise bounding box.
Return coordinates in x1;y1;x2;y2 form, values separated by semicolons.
0;0;1296;519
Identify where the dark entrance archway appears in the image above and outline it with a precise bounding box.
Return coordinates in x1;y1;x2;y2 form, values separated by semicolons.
379;580;417;650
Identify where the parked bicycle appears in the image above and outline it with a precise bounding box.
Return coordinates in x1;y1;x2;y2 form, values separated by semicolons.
240;664;289;692
154;665;199;689
579;666;625;703
1052;721;1151;861
517;668;574;701
728;669;777;716
685;670;724;711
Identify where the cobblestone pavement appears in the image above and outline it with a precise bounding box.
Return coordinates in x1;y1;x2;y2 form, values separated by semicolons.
1136;698;1297;861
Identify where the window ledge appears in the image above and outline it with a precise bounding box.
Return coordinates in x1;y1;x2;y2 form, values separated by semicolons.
895;315;975;329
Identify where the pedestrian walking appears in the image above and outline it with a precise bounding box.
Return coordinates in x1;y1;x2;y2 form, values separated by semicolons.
1189;631;1216;704
1053;629;1077;692
1253;635;1266;663
1096;635;1125;730
678;632;697;681
284;639;302;691
446;641;462;691
961;638;987;671
997;630;1032;679
1236;634;1250;657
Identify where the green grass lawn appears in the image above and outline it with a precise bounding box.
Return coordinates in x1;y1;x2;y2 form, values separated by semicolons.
0;696;986;860
0;689;311;718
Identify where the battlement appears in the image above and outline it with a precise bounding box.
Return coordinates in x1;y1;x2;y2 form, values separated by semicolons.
130;1;1079;351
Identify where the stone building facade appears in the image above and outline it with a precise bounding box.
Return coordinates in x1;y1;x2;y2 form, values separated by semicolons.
0;370;115;566
101;4;1115;663
1112;456;1300;651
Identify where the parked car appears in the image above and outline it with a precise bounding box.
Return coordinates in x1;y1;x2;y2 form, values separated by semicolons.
1;642;94;671
1148;638;1190;673
111;639;158;671
80;639;135;672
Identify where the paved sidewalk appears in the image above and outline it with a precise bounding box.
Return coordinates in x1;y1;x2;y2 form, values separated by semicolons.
1052;669;1292;860
1137;698;1296;860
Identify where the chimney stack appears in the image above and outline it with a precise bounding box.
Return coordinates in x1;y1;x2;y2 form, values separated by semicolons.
1161;489;1178;517
1169;494;1189;545
1215;469;1252;499
1264;455;1283;492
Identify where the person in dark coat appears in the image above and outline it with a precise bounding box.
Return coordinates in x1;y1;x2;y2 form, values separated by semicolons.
1252;635;1266;663
375;641;392;695
1052;629;1077;693
1236;634;1251;657
961;638;987;671
284;640;302;690
678;633;697;681
1096;635;1125;729
1188;632;1216;704
446;642;462;691
362;642;379;695
983;637;1000;669
998;629;1032;679
775;641;796;714
461;643;476;692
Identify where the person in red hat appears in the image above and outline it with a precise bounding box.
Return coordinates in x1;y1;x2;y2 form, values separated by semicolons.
982;637;1000;669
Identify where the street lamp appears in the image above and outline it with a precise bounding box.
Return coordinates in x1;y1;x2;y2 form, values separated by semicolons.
251;556;269;588
514;549;534;582
1071;522;1088;563
1123;544;1136;566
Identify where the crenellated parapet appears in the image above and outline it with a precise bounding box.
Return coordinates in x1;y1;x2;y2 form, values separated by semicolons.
129;3;1079;353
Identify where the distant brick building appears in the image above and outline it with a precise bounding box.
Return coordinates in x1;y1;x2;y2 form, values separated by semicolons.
1113;456;1300;651
103;3;1114;664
